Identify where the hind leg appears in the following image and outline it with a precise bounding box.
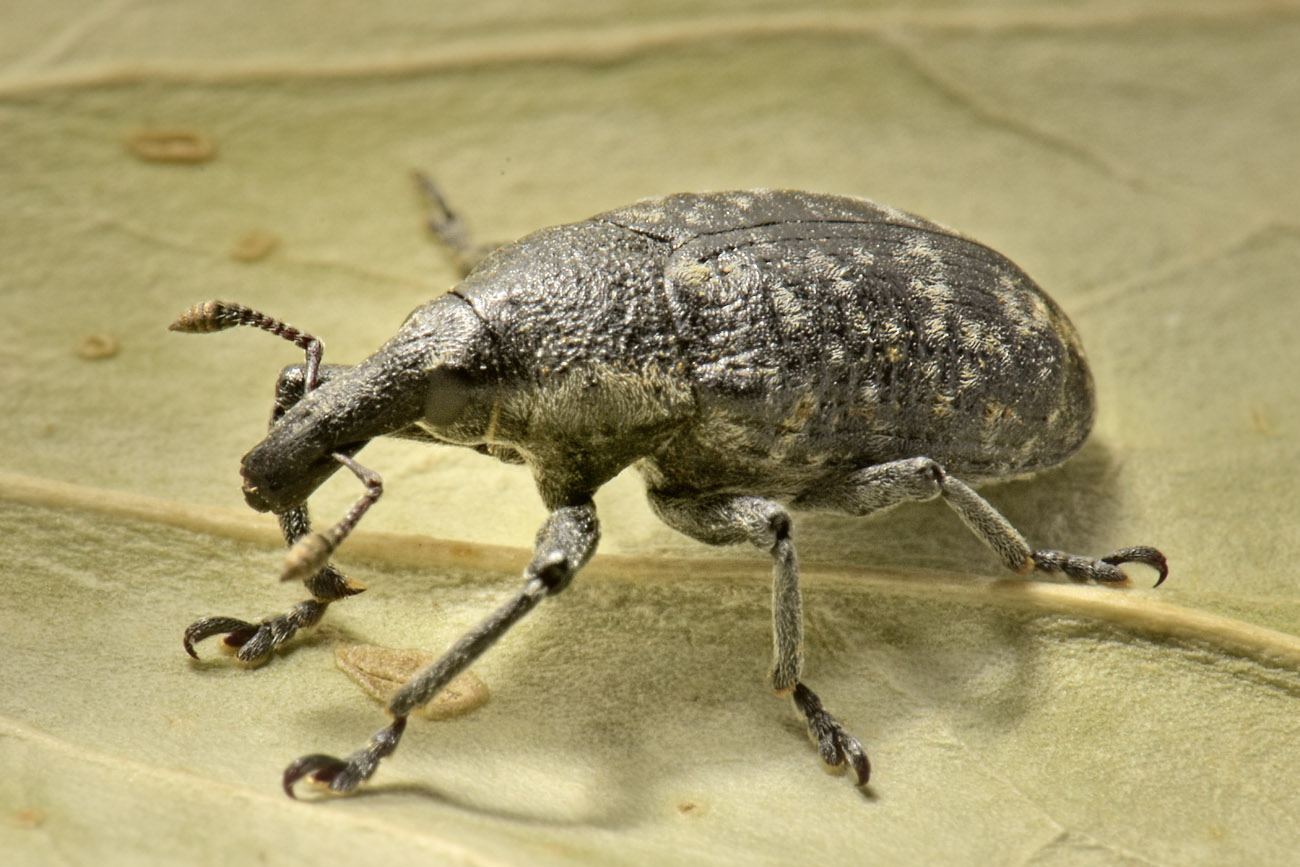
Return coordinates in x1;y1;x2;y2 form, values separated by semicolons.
793;457;1167;586
649;490;871;785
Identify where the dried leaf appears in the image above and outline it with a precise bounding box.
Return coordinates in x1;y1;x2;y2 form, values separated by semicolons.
3;2;1299;864
335;644;490;720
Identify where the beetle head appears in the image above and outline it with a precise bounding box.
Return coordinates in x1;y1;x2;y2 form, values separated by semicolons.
239;294;492;514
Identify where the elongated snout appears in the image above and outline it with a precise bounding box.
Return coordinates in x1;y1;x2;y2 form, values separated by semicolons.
236;293;488;514
240;438;364;513
238;357;428;514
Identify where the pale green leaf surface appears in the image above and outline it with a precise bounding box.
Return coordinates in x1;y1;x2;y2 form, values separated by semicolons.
2;2;1299;864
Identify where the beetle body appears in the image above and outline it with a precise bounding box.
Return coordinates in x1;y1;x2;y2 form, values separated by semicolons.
245;190;1092;514
186;187;1165;797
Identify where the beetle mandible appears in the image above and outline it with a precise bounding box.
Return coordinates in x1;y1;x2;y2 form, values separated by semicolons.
174;184;1168;797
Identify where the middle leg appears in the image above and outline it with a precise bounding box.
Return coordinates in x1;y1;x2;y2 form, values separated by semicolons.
648;489;871;785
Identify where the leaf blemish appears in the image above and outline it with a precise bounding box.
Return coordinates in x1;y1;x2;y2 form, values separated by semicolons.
335;644;489;720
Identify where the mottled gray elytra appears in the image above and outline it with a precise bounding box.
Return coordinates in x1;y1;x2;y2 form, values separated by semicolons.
174;185;1167;797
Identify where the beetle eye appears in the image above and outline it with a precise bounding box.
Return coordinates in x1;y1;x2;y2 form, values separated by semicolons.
424;367;472;427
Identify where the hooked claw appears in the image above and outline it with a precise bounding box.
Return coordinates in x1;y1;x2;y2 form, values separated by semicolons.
182;616;261;659
282;716;408;798
182;600;332;664
282;754;350;798
1101;546;1170;588
793;683;871;787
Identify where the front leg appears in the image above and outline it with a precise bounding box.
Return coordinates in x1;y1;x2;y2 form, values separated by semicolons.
181;351;365;664
182;470;369;663
283;501;600;797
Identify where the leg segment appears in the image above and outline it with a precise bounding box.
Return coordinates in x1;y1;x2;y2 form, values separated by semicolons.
283;502;601;797
411;171;498;276
794;457;1168;586
182;359;368;664
649;490;870;786
170;300;325;390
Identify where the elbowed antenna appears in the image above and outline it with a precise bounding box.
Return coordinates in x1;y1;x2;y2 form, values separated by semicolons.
171;300;385;585
170;300;324;390
280;453;383;583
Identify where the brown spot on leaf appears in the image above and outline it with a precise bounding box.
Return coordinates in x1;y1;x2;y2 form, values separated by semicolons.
229;230;280;262
676;800;706;818
335;644;489;720
124;128;216;163
8;807;46;828
75;333;118;360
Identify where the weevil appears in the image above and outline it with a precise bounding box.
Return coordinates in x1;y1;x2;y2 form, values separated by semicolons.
174;184;1167;797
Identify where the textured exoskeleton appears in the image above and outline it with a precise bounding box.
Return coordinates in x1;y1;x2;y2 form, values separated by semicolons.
178;189;1167;797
